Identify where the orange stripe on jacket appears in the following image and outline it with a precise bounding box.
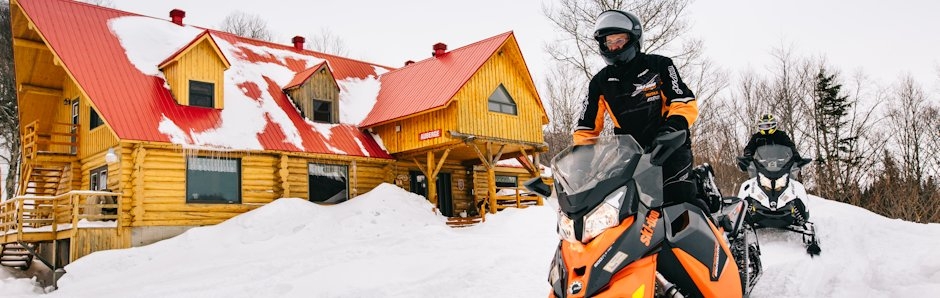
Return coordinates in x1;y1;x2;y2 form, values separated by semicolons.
660;90;698;127
573;96;619;145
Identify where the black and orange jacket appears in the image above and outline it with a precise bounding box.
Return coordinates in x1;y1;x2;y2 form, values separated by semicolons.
573;53;698;147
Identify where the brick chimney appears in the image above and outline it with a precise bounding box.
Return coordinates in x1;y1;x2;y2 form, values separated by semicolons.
170;9;185;26
292;36;305;51
432;43;447;57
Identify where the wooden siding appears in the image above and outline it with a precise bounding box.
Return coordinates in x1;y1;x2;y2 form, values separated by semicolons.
371;107;459;154
162;40;227;108
72;227;131;261
64;77;119;160
456;39;544;144
112;143;392;227
286;66;340;123
369;36;544;155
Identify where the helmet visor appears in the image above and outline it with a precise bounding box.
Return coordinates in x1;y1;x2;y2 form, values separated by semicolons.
757;123;775;130
594;11;635;38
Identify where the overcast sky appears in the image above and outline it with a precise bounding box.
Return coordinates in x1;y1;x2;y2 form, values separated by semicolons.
104;0;939;91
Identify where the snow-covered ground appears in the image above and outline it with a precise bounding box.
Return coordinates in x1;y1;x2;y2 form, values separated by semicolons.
2;183;940;297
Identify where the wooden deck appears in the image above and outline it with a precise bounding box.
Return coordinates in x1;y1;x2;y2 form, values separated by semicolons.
0;190;122;244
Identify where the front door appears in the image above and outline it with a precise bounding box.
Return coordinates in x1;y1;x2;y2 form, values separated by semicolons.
409;170;454;217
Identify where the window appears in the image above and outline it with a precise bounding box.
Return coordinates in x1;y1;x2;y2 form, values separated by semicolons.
70;99;79;154
189;80;215;108
186;156;241;204
308;163;348;204
90;166;108;191
495;175;517;188
487;84;517;115
89;107;104;130
313;100;332;123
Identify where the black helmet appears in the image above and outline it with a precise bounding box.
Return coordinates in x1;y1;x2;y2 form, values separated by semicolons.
756;114;778;135
593;10;643;65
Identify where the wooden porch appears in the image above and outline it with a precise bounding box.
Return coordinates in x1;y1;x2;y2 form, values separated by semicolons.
0;191;123;269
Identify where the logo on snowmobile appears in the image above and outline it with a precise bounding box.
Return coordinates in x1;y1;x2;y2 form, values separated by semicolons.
568;280;583;295
640;209;661;246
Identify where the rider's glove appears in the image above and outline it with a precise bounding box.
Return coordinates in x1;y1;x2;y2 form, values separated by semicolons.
650;116;688;165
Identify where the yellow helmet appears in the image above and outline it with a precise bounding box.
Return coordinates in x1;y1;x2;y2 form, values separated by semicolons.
757;114;777;135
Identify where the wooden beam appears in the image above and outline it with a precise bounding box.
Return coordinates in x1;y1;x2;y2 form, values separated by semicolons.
491;144;506;165
411;158;428;176
515;148;537;175
468;142;492;169
18;84;63;97
430;148;451;178
13;37;47;50
278;154;290;198
426;151;437;206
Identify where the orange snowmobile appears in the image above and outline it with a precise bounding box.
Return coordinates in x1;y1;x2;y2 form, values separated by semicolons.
525;132;762;297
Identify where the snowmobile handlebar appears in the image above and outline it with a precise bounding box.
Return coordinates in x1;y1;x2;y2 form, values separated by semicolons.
796;157;813;168
736;156;752;172
650;130;687;166
523;177;553;198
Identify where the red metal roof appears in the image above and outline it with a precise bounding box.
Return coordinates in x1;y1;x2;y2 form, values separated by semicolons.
284;61;331;90
358;32;513;128
16;0;392;158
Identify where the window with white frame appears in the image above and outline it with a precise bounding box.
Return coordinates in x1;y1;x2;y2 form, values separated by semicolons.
186;156;241;204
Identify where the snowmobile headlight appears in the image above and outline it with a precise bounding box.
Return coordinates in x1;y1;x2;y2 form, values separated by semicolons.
758;173;773;191
581;186;626;243
774;174;788;190
557;211;577;243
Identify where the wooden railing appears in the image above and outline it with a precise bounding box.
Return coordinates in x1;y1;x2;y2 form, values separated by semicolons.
494;187;543;209
0;191;122;242
21;120;39;161
21;120;79;159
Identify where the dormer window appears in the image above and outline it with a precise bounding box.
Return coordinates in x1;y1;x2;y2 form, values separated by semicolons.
189;80;215;108
313;99;332;123
488;84;517;115
284;62;340;124
158;31;230;109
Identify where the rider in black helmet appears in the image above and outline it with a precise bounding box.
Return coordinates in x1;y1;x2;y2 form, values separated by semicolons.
574;10;699;205
743;114;802;160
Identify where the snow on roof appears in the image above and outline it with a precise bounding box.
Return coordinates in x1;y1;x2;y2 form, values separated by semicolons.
105;15;386;155
338;76;382;125
111;16;325;151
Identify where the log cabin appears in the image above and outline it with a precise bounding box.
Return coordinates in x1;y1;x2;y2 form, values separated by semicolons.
0;0;550;278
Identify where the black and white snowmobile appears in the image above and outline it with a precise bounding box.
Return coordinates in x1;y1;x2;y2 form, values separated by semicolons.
736;145;821;255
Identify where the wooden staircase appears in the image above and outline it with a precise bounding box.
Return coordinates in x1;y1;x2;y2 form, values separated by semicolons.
0;242;35;270
21;163;66;196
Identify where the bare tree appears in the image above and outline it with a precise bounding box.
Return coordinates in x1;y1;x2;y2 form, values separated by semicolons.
887;76;931;183
543;0;695;81
766;43;813;150
0;1;21;199
305;28;350;57
542;62;583;159
219;11;273;42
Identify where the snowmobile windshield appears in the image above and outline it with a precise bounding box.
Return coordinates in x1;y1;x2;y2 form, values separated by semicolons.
754;145;793;172
551;135;643;195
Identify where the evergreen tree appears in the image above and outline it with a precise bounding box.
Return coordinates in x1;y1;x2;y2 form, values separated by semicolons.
811;67;858;202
